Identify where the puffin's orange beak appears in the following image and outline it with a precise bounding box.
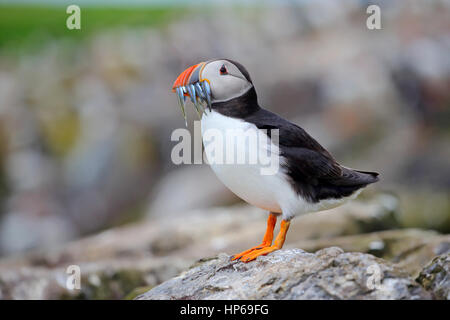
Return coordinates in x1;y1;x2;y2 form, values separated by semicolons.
172;63;203;93
172;62;211;126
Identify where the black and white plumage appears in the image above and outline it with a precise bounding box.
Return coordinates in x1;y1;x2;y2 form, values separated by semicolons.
213;86;379;202
172;59;379;262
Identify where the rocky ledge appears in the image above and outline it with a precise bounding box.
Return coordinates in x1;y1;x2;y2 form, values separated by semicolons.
136;247;434;300
1;195;448;300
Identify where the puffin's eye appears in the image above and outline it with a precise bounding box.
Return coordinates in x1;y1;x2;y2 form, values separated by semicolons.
219;64;228;75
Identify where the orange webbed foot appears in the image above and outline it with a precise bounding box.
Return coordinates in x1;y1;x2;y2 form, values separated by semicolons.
232;216;291;263
231;213;277;261
238;245;280;262
231;243;271;261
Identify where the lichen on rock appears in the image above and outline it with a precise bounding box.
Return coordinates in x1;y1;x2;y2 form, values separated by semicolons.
416;253;449;300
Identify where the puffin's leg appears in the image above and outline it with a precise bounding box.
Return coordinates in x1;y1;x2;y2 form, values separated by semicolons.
231;213;277;261
239;219;291;262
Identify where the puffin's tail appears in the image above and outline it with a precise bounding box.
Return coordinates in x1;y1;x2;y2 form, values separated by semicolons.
332;167;379;187
314;167;379;201
354;169;379;185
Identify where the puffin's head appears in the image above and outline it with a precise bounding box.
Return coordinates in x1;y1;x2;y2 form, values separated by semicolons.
172;59;253;123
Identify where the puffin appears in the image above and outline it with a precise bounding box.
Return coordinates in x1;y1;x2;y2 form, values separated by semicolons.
172;59;379;262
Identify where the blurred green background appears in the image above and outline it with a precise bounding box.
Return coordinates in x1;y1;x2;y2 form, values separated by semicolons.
0;0;449;257
0;4;179;50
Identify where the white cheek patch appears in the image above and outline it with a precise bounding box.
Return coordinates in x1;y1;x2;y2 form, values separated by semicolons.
210;76;252;102
202;60;253;103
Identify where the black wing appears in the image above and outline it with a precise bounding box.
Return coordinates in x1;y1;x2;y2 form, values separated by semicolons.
244;108;379;202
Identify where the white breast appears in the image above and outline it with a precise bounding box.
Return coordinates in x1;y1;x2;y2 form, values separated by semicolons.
200;110;358;219
200;111;296;218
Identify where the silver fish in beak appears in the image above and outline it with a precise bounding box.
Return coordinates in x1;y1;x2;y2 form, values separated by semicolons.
172;62;212;126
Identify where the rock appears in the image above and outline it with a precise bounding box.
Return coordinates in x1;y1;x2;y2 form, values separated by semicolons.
416;253;449;300
1;194;444;299
288;229;450;276
136;248;431;300
0;257;189;300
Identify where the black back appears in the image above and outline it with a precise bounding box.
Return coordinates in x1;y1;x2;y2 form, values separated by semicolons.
211;88;379;203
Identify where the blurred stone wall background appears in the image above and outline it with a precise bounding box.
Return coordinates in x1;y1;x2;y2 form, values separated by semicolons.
0;0;449;256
